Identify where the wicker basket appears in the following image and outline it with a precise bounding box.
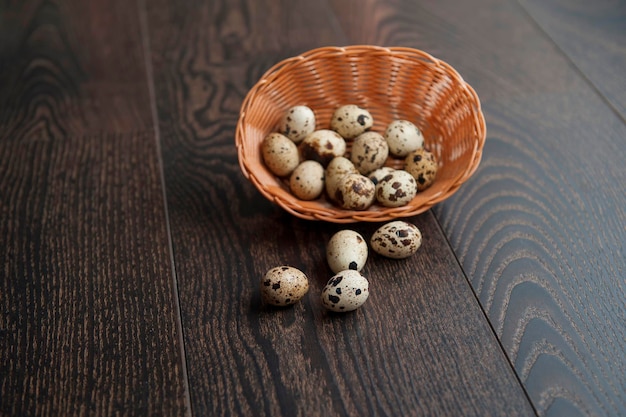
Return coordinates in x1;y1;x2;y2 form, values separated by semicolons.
236;45;486;223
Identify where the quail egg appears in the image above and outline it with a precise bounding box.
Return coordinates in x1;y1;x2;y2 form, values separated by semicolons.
300;129;347;167
330;105;374;139
384;120;424;157
350;131;389;175
278;105;316;144
325;157;359;203
289;160;325;200
321;269;370;312
367;167;395;185
334;173;376;210
375;169;418;207
404;148;438;191
261;132;300;177
261;266;309;306
370;221;422;259
326;229;368;274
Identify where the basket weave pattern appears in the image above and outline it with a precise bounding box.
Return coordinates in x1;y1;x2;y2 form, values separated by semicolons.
236;46;486;223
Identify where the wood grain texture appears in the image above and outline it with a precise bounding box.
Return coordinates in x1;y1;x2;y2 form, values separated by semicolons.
145;0;535;416
326;0;626;416
0;1;188;415
0;0;154;138
439;102;626;417
4;0;623;416
519;0;626;121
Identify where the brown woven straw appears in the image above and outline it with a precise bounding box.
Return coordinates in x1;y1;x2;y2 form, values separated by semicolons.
236;45;486;223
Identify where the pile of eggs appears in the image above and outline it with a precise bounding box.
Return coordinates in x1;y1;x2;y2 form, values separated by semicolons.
261;105;438;210
260;220;422;312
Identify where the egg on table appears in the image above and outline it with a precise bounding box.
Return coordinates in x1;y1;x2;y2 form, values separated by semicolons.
261;266;310;306
326;229;368;274
321;269;370;312
370;220;422;259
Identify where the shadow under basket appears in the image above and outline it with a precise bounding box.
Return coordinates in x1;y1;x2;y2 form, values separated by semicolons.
236;45;486;223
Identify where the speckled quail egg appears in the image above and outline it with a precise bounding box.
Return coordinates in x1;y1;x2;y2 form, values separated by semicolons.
300;129;347;167
330;105;374;139
261;132;300;177
350;131;389;175
278;105;316;144
404;148;438;191
367;167;395;186
289;160;325;200
375;169;418;207
384;120;424;157
325;157;359;203
321;269;369;312
370;221;422;259
261;266;309;306
334;173;376;210
326;230;368;274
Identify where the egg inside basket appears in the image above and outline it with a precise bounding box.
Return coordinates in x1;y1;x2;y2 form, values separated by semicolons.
236;46;486;223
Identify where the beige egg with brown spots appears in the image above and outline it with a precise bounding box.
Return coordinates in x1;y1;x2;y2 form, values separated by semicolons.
261;266;309;306
368;167;395;186
261;132;300;177
289;160;325;200
330;105;374;139
325;157;359;203
321;270;370;312
299;129;346;167
326;230;368;274
370;221;422;259
334;173;376;210
384;120;424;157
404;148;438;191
278;105;316;144
375;169;418;207
350;131;389;175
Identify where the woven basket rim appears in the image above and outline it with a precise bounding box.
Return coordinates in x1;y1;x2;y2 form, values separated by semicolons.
236;45;486;223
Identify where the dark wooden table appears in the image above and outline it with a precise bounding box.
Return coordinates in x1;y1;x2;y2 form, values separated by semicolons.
1;0;625;416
